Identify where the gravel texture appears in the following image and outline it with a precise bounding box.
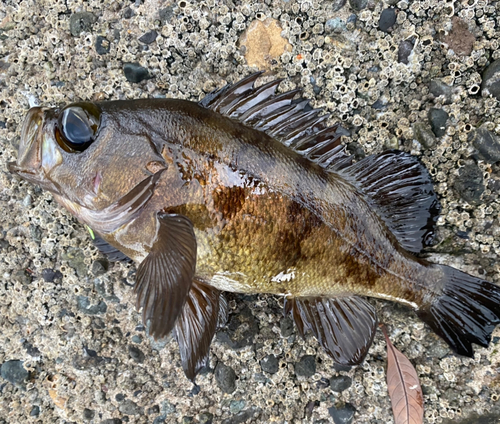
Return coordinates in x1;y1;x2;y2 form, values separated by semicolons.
1;0;500;423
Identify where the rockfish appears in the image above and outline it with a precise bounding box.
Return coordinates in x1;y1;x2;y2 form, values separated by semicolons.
9;73;500;380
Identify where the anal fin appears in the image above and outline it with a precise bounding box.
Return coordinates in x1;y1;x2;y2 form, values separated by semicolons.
284;296;378;366
175;279;227;381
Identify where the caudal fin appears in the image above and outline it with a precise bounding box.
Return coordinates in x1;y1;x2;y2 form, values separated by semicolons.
416;265;500;356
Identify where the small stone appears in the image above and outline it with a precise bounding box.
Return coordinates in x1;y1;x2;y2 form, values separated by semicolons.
453;163;484;205
469;128;500;163
199;412;214;424
29;406;40;417
119;399;144;415
348;0;368;11
295;355;316;378
70;12;96;37
221;407;261;424
325;18;346;34
1;360;29;386
429;79;454;104
91;259;108;276
62;247;88;278
76;296;107;315
229;400;246;414
378;8;396;32
101;419;122;424
215;362;237;394
139;30;158;45
260;354;279;374
330;375;352;392
159;6;175;24
132;335;143;344
115;393;125;402
239;18;292;70
280;317;294;337
83;408;95;420
128;345;145;363
328;403;356;424
95;36;110;55
481;59;500;100
181;417;193;424
398;38;415;64
41;268;63;282
428;108;448;138
216;304;259;349
147;405;160;415
123;63;150;83
413;122;437;150
123;7;134;19
330;0;347;12
346;142;366;160
441;17;475;57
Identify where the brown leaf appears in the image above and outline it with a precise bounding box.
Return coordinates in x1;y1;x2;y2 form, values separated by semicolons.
381;325;424;424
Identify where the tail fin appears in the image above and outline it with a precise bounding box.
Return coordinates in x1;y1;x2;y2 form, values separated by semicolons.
416;265;500;356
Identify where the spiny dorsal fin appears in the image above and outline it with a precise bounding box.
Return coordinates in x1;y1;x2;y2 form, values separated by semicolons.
341;150;441;253
199;72;352;171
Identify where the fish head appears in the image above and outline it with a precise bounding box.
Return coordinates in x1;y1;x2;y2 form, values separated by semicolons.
8;102;167;212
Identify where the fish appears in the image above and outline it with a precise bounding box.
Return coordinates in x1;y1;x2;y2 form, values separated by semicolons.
8;72;500;381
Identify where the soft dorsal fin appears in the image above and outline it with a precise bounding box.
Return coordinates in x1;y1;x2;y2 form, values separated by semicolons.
199;72;352;171
341;150;441;253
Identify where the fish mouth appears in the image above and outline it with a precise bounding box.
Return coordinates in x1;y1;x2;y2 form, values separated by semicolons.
8;107;62;192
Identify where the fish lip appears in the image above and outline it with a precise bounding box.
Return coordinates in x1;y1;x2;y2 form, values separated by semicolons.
16;107;44;172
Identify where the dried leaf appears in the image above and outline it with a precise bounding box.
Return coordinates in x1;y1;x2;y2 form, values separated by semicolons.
381;325;424;424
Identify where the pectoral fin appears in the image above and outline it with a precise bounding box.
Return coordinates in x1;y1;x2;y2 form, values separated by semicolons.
174;279;227;381
284;296;378;366
134;213;197;339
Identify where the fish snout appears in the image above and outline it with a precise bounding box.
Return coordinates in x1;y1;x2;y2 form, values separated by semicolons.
13;107;44;173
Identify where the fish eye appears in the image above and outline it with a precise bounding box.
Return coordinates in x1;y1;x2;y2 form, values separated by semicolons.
55;103;101;152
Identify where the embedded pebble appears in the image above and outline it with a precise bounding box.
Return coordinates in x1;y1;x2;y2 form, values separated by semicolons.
413;122;437;150
239;18;291;70
328;403;356;424
69;12;96;37
481;59;500;100
429;79;455;104
215;362;237;394
330;0;347;12
330;375;352;392
1;360;29;387
95;36;110;55
441;17;475;57
280;317;294;337
128;345;145;363
123;63;150;83
325;18;346;34
199;412;214;424
398;38;415;64
348;0;367;11
138;30;158;45
83;408;95;420
378;8;396;32
119;399;144;415
453;163;485;205
469;128;500;163
260;354;279;374
41;268;63;282
295;355;316;378
428;108;449;138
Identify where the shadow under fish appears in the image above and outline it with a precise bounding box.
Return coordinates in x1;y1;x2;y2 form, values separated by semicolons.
8;72;500;381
